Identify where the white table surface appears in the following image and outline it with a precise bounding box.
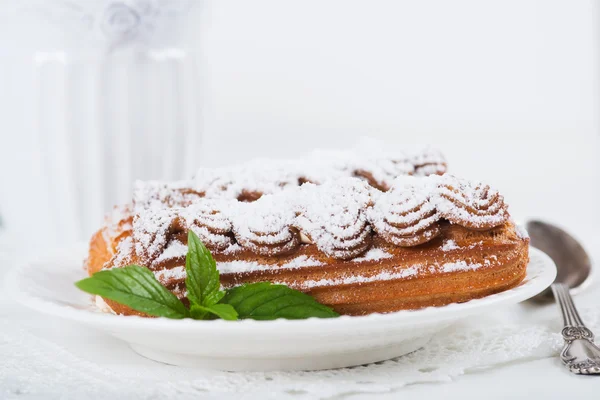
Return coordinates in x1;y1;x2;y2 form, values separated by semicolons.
2;232;599;399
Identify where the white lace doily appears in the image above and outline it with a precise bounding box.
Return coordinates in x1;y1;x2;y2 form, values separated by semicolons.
1;237;599;399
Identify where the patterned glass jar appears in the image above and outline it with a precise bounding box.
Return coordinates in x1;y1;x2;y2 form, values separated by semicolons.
0;0;202;242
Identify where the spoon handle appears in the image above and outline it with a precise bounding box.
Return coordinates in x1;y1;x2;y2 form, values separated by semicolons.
551;283;600;374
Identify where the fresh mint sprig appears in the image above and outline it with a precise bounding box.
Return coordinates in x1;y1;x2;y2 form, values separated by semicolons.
75;265;189;319
75;231;339;321
222;282;339;320
184;231;237;320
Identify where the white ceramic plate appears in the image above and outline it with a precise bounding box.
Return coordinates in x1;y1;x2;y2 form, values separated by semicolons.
7;245;556;371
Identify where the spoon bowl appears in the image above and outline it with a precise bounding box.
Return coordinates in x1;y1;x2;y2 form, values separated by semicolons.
526;220;592;302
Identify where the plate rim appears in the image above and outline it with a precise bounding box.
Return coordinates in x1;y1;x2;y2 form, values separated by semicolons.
6;246;556;333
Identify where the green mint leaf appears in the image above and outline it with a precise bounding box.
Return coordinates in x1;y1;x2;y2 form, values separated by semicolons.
75;265;189;319
204;289;226;306
221;282;339;320
185;230;222;307
189;305;209;320
190;304;239;321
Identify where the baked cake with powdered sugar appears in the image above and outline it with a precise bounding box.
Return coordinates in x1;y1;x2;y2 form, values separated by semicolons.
86;145;529;316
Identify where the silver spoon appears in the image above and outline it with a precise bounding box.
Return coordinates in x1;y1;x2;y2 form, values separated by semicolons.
526;220;600;374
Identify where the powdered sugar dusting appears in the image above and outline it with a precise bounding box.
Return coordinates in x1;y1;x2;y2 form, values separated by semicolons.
154;241;188;263
441;240;459;252
151;251;495;287
132;142;446;208
218;255;324;274
367;177;441;245
133;180;199;211
153;255;325;278
442;261;482;273
292;258;486;289
435;177;508;229
296;267;419;289
127;174;512;263
228;194;300;256
293;178;373;259
353;248;393;262
368;175;509;243
111;237;133;267
515;223;529;239
132;208;176;261
155;266;186;281
103;204;132;238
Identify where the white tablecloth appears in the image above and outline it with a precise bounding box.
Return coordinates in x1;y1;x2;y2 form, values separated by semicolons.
2;233;600;399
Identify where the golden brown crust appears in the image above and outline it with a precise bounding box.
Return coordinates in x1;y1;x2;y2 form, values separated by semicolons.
103;298;156;317
94;221;529;317
308;243;528;315
86;211;133;276
86;229;112;276
215;222;529;315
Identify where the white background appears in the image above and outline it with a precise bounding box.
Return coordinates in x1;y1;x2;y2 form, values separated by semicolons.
0;0;599;240
198;0;600;239
0;2;600;398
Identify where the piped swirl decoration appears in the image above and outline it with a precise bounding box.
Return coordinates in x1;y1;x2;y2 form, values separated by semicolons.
294;179;374;259
182;202;235;251
232;197;300;256
130;175;509;262
436;177;509;230
132;208;176;262
368;175;508;247
133;181;205;211
367;179;442;246
133;201;235;263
